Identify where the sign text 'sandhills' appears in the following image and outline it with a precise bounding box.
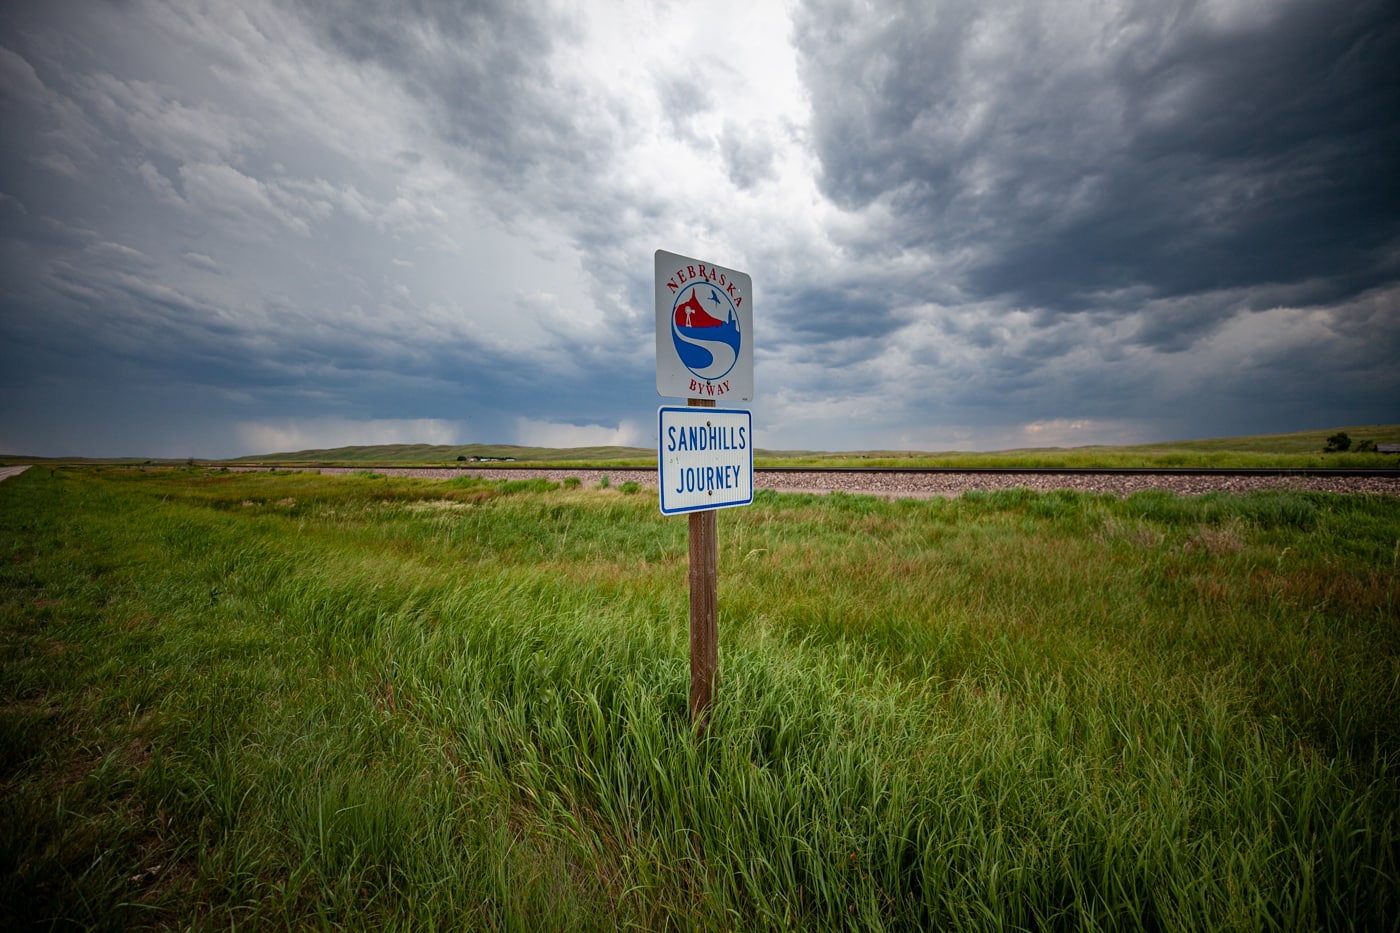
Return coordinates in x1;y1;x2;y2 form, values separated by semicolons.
657;406;753;515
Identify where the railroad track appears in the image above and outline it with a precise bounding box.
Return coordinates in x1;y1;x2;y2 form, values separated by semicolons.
758;466;1400;478
289;464;1400;497
749;467;1400;498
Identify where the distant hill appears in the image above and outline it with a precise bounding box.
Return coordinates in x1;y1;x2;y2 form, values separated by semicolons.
6;425;1395;468
218;425;1400;468
226;443;656;464
1129;425;1400;455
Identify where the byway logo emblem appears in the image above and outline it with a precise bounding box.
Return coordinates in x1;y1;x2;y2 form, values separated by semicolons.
670;283;741;382
655;250;753;401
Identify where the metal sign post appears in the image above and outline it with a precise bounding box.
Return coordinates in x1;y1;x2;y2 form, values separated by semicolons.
658;401;752;730
687;399;718;730
655;250;754;732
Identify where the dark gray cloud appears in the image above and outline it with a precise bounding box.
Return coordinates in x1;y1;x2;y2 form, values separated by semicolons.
305;0;562;168
794;0;1400;314
1;0;1396;457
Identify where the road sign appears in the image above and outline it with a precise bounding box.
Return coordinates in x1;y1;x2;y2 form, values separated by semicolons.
655;250;753;401
658;406;753;514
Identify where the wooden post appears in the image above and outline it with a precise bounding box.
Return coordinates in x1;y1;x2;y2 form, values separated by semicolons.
687;398;718;731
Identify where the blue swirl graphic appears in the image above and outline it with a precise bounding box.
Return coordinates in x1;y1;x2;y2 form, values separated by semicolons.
670;284;742;381
673;319;740;380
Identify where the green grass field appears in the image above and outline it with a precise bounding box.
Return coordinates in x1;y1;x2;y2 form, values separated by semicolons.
2;468;1397;930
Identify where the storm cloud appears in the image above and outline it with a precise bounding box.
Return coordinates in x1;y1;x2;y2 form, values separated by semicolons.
2;0;1396;457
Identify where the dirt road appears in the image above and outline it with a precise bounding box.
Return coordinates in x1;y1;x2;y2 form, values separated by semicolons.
0;466;30;483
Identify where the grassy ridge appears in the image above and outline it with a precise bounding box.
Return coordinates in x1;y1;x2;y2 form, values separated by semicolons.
6;425;1399;470
759;424;1400;469
228;442;657;466
2;469;1397;929
221;425;1400;470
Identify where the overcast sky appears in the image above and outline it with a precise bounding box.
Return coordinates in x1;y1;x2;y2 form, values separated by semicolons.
2;0;1397;458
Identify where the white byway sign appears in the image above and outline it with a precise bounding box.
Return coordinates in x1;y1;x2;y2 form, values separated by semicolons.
657;406;753;515
655;250;753;402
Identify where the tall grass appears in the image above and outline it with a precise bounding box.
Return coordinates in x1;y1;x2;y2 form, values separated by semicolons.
2;469;1396;929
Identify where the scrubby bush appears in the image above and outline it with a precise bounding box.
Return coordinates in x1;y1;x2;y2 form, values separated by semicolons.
1324;431;1351;452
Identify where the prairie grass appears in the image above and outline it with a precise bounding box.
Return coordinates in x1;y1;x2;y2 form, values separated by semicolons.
1;468;1397;930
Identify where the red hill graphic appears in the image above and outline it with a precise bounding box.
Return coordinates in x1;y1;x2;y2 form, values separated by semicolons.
673;287;725;328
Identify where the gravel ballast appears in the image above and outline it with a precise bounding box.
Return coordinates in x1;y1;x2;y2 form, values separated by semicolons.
301;467;1400;498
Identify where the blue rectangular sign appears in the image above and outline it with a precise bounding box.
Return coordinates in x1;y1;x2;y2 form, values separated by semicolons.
657;406;753;515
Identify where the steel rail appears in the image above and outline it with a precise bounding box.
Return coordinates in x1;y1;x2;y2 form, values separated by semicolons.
405;464;1400;479
230;462;1400;479
756;465;1400;478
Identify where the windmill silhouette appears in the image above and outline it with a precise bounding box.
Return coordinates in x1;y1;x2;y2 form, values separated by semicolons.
676;287;708;328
